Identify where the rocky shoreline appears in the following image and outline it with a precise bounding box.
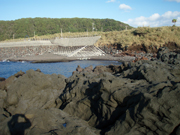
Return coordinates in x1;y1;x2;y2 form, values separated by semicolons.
1;52;136;63
0;47;180;135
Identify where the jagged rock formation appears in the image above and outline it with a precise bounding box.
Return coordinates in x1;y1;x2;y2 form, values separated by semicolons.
157;47;180;64
0;47;180;135
57;60;180;135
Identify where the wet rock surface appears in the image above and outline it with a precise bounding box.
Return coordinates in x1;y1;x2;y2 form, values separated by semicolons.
0;47;180;135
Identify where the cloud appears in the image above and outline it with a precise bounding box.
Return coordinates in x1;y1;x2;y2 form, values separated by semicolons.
149;13;161;21
177;17;180;25
166;0;180;3
106;0;116;3
119;4;132;10
162;11;180;18
126;11;180;27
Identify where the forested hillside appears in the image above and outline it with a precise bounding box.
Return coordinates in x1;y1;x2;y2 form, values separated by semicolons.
0;18;133;41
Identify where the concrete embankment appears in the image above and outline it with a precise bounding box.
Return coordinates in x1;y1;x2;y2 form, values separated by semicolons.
0;36;101;60
0;40;52;47
51;36;101;46
0;41;57;59
0;45;59;60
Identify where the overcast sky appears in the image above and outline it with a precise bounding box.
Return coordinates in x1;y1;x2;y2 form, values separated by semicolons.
0;0;180;27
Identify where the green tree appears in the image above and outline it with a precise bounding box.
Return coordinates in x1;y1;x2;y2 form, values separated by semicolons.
0;18;133;41
172;19;177;26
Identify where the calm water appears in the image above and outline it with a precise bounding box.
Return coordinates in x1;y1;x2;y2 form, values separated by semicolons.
0;60;121;79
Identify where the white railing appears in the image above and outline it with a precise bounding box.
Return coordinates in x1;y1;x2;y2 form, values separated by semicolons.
54;45;105;58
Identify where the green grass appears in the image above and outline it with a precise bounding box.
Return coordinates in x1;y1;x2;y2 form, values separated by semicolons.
96;26;180;48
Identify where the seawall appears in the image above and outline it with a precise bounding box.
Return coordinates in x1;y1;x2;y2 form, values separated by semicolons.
50;36;101;46
0;44;59;59
0;40;52;47
0;40;58;59
0;36;101;59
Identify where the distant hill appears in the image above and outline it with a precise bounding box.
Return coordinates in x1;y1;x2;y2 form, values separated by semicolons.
0;18;133;41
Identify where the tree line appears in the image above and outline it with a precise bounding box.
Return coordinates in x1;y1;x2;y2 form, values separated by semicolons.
0;17;133;41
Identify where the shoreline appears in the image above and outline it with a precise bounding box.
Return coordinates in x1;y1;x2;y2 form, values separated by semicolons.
2;52;136;63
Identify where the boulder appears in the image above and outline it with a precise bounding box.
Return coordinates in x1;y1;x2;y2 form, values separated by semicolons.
83;65;93;72
122;60;180;83
93;65;120;75
73;62;130;76
0;76;16;91
36;69;41;72
157;47;170;59
0;77;5;82
157;47;180;64
93;65;108;74
76;65;83;72
14;70;25;78
4;69;67;115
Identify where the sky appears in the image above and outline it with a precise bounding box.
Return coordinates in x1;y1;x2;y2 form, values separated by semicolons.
0;0;180;27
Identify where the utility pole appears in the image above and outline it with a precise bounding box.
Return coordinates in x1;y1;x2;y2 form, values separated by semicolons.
92;23;94;32
13;34;14;40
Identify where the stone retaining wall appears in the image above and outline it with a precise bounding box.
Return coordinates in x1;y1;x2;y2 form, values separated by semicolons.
0;45;59;59
0;41;52;47
0;36;101;59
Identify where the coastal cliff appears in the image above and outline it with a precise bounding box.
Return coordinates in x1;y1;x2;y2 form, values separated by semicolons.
0;47;180;135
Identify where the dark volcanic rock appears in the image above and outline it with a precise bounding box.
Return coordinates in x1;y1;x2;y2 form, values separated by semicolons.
3;69;67;115
14;70;25;78
0;70;101;135
123;60;180;83
0;76;16;91
76;65;83;72
0;108;100;135
56;59;180;135
105;83;180;135
157;47;180;64
74;62;130;75
36;68;41;72
0;48;180;135
0;77;5;82
93;65;114;74
84;65;93;72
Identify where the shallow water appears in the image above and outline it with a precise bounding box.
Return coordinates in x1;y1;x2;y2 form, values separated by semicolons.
0;60;121;79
